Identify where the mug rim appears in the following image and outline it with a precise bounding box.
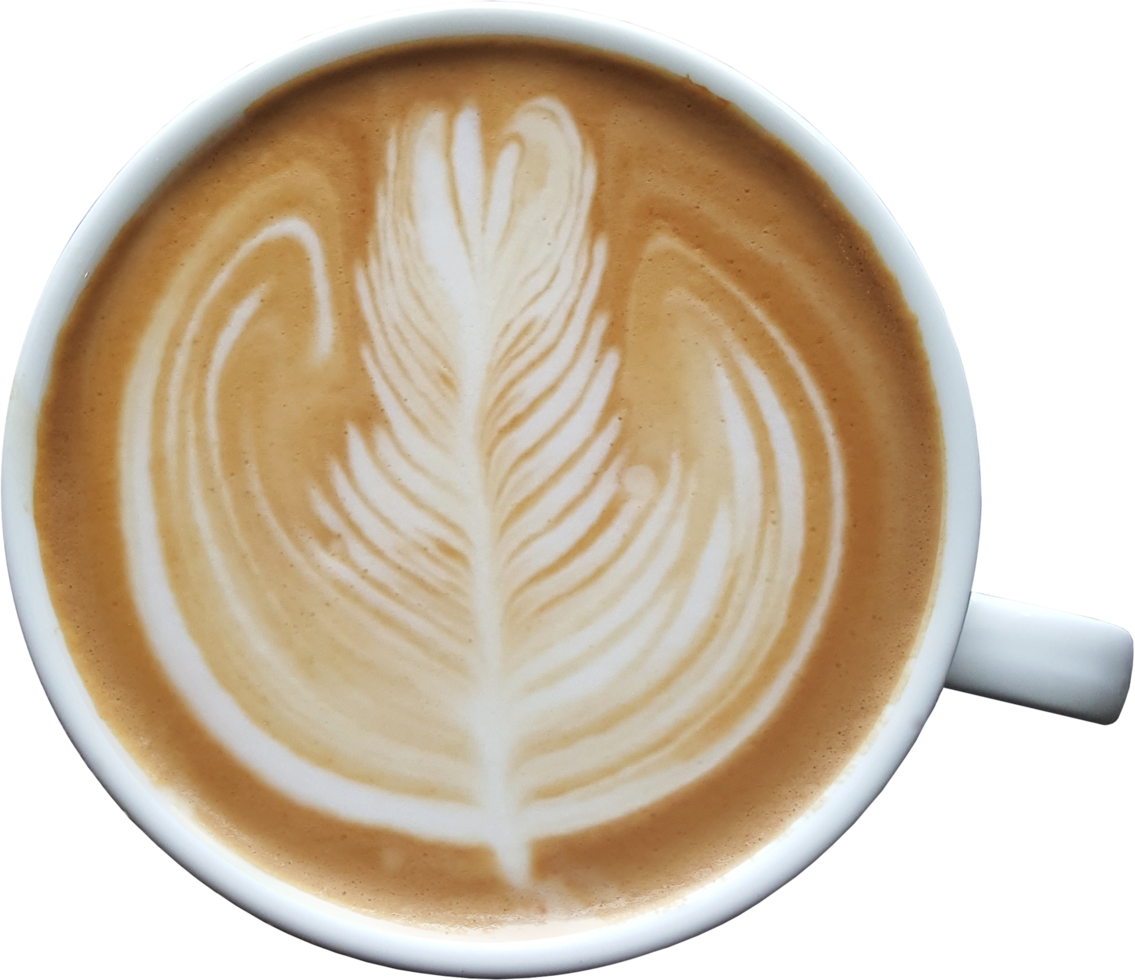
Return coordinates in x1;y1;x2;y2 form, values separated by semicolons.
1;3;980;975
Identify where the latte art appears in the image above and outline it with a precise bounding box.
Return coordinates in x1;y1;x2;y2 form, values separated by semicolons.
121;97;844;885
37;41;942;927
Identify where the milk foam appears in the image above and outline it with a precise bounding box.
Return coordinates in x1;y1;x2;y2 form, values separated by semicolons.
119;97;845;885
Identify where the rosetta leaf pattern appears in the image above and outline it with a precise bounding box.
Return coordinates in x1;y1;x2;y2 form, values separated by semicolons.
121;96;842;887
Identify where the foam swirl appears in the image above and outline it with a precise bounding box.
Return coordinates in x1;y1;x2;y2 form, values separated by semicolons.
120;98;845;885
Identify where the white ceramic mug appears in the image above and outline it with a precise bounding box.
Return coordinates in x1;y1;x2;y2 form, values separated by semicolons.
4;4;1130;976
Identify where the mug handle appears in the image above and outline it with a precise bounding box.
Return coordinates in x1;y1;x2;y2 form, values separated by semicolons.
945;593;1133;724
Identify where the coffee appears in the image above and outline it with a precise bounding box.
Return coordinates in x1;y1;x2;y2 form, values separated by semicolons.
35;39;943;932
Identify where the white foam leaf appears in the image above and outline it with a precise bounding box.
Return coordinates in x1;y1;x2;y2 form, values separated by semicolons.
120;98;845;886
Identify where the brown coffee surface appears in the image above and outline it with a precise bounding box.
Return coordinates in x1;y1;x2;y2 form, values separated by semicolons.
35;40;943;931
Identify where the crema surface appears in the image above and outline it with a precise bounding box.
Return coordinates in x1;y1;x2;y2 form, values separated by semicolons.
36;40;943;931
